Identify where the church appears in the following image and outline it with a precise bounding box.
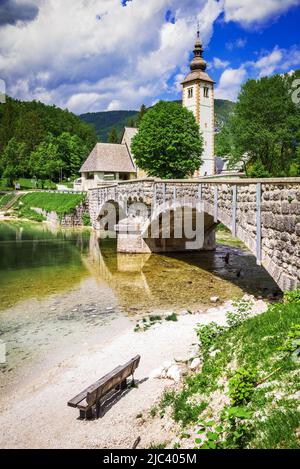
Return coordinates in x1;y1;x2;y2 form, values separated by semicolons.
75;30;215;191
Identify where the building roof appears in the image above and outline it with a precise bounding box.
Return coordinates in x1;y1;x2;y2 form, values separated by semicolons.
121;127;138;149
123;127;138;141
80;143;136;174
182;70;215;85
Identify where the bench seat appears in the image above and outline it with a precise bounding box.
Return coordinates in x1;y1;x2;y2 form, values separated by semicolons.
68;355;141;419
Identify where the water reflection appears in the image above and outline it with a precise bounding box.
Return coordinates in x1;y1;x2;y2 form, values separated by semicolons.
0;221;280;314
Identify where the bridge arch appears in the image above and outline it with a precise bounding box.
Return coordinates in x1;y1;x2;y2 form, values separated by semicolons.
88;178;300;291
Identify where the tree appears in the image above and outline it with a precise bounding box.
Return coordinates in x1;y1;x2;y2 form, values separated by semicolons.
1;138;26;186
131;101;203;179
127;117;136;128
137;104;147;126
56;132;89;179
29;134;64;183
215;125;233;158
225;72;300;177
0;96;97;182
108;127;118;143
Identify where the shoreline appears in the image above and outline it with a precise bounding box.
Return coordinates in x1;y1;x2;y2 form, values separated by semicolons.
0;297;268;449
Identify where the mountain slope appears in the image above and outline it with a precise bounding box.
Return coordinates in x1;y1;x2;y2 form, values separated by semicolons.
80;99;235;142
79;110;137;143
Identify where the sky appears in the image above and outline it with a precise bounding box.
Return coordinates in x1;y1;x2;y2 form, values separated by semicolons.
0;0;300;114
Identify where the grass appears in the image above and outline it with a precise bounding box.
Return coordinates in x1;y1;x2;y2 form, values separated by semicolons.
216;225;246;249
0;178;57;191
0;193;16;210
16;178;57;190
17;206;46;222
0;179;13;191
158;296;300;448
14;192;86;217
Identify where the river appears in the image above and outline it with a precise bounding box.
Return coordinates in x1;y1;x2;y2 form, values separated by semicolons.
0;221;280;394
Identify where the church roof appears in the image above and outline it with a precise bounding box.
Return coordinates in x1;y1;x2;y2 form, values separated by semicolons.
80;143;136;174
182;70;215;84
122;127;138;141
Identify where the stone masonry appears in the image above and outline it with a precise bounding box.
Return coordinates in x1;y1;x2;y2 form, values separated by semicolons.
88;178;300;291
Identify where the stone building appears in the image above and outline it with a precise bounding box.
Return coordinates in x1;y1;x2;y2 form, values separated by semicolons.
75;142;137;191
121;127;147;179
182;29;215;177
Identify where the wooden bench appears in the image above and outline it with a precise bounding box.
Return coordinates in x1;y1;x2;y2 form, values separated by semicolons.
67;355;141;420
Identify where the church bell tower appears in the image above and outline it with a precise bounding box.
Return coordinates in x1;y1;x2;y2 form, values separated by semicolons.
182;28;215;177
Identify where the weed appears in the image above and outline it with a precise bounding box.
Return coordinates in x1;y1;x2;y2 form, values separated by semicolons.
196;322;226;352
228;368;258;406
165;313;178;322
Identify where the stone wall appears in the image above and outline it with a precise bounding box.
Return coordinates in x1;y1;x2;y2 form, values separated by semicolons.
88;178;300;290
32;200;90;228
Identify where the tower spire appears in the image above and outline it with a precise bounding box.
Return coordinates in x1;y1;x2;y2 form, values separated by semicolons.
190;23;207;71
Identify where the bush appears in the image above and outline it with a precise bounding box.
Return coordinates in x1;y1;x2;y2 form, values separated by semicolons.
165;313;178;322
17;207;46;222
226;299;252;328
228;368;257;406
284;290;300;304
82;212;91;226
196;322;226;352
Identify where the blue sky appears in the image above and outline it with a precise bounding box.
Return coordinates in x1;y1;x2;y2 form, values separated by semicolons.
0;0;300;113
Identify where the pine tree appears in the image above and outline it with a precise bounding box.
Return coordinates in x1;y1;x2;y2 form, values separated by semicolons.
108;127;119;143
137;104;147;126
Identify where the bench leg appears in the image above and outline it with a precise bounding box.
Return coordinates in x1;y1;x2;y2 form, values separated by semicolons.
96;400;104;419
79;408;93;420
120;378;127;390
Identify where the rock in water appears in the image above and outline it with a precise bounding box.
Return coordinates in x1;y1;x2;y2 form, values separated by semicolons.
210;296;220;303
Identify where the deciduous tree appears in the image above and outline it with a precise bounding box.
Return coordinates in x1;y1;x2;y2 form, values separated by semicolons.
131;101;203;179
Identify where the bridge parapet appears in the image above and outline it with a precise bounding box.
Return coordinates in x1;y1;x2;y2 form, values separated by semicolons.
88;178;300;291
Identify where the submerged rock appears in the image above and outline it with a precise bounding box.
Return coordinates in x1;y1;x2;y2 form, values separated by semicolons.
210;296;220;303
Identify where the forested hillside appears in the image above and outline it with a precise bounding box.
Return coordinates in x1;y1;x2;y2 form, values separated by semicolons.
80;110;137;143
80;99;235;142
0;97;97;186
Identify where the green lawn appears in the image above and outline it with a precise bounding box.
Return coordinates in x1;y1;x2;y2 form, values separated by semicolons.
14;192;86;220
0;178;57;191
0;193;16;210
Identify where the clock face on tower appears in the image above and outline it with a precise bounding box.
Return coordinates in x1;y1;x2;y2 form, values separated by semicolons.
182;29;215;178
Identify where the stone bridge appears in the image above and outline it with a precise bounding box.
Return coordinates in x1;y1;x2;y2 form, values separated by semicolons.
88;178;300;291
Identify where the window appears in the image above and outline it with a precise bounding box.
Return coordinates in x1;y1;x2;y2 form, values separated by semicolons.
204;87;209;98
103;173;116;181
188;87;193;99
86;172;94;180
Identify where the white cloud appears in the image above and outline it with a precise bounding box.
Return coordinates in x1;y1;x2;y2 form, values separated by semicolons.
226;37;247;51
254;47;283;76
215;45;300;101
0;0;223;113
0;0;299;113
215;67;247;101
254;46;300;77
211;57;230;69
223;0;300;26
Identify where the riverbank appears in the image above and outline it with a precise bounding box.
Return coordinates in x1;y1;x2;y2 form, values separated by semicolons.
0;296;268;449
